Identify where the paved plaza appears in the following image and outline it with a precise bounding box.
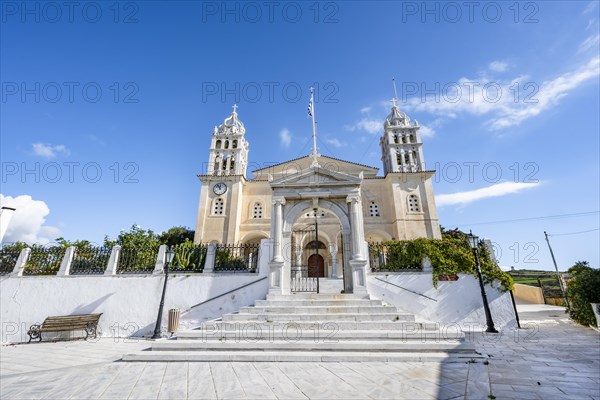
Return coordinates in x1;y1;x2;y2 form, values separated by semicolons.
1;304;598;400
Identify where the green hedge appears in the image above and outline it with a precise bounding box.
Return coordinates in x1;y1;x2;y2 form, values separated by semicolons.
376;238;513;291
566;262;600;326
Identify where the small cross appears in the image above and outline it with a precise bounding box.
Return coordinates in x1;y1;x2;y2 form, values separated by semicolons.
232;104;238;113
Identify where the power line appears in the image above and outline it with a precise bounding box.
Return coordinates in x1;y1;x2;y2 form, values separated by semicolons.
548;228;600;237
453;211;599;227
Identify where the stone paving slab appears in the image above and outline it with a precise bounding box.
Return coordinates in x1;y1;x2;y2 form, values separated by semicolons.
1;304;598;399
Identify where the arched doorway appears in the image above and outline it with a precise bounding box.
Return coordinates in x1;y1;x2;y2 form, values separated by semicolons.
307;254;325;277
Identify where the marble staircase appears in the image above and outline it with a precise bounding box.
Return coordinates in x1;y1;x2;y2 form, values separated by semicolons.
123;286;481;362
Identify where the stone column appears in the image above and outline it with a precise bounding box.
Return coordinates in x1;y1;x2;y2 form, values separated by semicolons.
295;249;303;279
203;243;217;273
329;243;338;278
105;245;121;275
346;193;368;297
271;196;286;263
57;246;76;276
12;248;31;276
268;196;286;294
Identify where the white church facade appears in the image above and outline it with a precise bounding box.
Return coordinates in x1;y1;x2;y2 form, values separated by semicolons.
194;101;441;293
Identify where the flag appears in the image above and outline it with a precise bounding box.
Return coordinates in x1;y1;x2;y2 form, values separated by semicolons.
308;96;313;117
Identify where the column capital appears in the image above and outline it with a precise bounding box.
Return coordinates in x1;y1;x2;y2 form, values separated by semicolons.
346;194;361;204
272;196;286;206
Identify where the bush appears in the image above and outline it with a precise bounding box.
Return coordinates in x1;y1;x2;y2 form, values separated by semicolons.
374;237;513;291
566;261;600;326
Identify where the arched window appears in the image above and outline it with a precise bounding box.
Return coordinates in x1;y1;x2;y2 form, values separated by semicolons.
408;194;420;212
213;198;224;215
224;140;229;149
214;155;221;173
229;156;235;172
393;135;399;144
402;135;407;144
396;151;402;165
232;140;238;149
222;156;227;170
215;140;222;149
410;134;416;143
252;203;263;219
404;153;410;164
369;201;380;217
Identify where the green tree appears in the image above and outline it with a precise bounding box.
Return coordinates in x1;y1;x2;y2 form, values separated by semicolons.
103;224;160;249
566;261;600;326
159;226;195;247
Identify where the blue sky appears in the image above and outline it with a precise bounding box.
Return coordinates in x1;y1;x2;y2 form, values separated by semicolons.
1;1;599;271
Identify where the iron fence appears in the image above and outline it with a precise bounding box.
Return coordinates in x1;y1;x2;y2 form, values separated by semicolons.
214;243;259;273
23;247;66;276
70;247;112;275
117;246;159;274
0;248;21;275
170;243;207;273
368;242;423;272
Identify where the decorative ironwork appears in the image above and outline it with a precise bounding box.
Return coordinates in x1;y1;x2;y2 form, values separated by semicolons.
291;265;319;292
117;246;159;274
70;247;111;275
170;243;207;273
368;242;423;272
23;247;66;275
214;243;259;273
0;248;21;275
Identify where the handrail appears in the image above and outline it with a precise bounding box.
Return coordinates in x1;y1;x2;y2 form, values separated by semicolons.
188;276;268;310
374;277;437;302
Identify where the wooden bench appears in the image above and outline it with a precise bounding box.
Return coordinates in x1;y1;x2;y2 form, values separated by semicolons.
27;313;102;342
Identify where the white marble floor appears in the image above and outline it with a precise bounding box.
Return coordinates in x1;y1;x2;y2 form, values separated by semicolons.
1;304;598;400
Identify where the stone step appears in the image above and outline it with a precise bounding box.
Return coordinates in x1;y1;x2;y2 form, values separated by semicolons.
176;327;459;341
254;299;383;307
150;339;475;353
123;350;483;363
240;306;398;314
222;312;415;322
195;322;450;334
266;294;370;300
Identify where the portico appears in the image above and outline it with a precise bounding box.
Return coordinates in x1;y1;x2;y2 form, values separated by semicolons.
267;165;369;295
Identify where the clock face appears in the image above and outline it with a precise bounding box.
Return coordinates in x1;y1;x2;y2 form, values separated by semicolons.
213;183;227;195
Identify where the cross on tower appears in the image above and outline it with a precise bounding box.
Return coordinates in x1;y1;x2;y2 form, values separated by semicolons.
232;104;238;114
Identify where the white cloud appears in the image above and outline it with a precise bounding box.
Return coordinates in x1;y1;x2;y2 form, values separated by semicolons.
345;118;382;134
360;106;372;114
489;61;509;72
403;54;600;131
0;194;61;244
32;143;69;158
436;182;541;207
419;118;444;138
578;34;600;54
325;138;346;148
279;129;291;148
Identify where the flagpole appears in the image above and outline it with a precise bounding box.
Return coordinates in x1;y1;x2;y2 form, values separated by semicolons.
309;87;319;166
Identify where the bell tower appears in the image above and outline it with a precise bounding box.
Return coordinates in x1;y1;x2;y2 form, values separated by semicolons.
207;104;249;177
380;99;425;175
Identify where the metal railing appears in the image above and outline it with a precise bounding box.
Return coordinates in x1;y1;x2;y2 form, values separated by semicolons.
170;243;207;273
0;248;21;275
368;242;423;272
23;247;66;276
117;246;159;274
214;243;259;273
70;247;112;275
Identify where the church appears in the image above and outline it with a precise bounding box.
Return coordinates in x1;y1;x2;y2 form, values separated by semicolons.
194;99;441;294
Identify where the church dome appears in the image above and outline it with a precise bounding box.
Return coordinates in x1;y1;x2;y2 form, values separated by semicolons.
384;104;410;128
217;104;245;135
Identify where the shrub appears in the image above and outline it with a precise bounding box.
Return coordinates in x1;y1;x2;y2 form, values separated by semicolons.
566;261;600;326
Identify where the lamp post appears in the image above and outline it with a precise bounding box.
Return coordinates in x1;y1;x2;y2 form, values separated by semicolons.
151;247;175;339
467;231;498;333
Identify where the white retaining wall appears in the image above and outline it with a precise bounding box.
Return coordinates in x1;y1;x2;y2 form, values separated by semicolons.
367;272;517;330
0;240;271;344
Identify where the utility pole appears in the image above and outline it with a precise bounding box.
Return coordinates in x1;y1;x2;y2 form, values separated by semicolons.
544;231;569;308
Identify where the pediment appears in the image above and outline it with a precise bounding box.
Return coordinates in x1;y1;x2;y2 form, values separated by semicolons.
270;166;362;188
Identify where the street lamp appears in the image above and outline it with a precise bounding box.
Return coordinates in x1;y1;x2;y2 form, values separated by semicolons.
467;231;498;333
151;247;175;339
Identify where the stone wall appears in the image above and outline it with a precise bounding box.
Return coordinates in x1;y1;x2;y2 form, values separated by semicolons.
367;271;517;330
0;241;271;344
